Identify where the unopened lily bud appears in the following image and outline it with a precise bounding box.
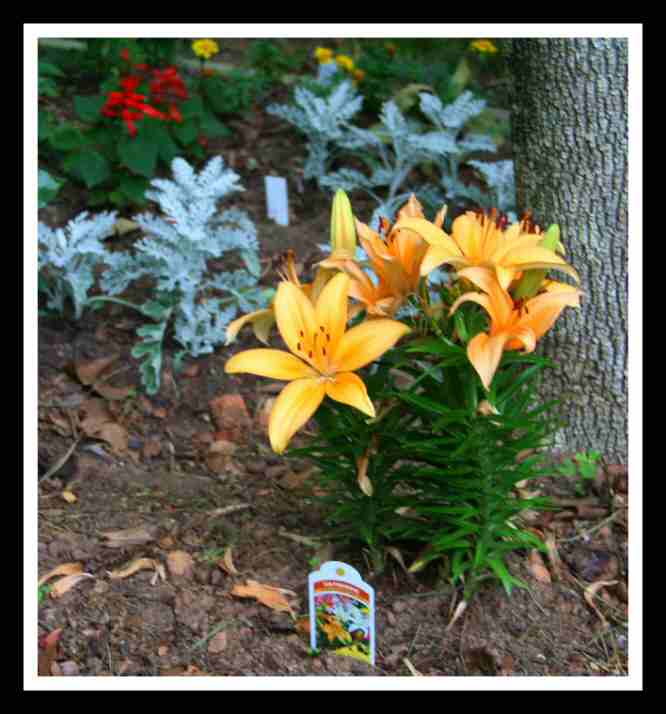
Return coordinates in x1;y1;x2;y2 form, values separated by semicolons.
330;189;357;260
512;223;562;300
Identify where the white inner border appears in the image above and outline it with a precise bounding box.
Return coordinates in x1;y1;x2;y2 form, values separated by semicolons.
24;22;643;691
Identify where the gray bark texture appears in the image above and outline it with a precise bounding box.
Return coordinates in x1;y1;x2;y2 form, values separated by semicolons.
507;38;628;463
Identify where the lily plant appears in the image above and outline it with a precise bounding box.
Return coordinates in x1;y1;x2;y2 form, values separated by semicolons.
225;189;584;606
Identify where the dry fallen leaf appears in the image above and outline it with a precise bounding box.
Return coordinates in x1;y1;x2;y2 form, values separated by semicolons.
113;218;140;235
231;579;297;614
108;557;165;582
217;546;239;576
38;562;83;588
38;628;62;676
279;466;316;490
385;546;409;574
403;657;423;676
92;381;135;401
527;550;552;583
544;532;566;581
207;631;228;654
62;490;78;504
584;579;618;629
445;600;468;633
75;355;119;386
50;573;94;598
100;525;159;547
167;550;195;578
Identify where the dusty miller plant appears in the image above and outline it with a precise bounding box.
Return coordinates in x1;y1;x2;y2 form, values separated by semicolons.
38;211;118;319
38;156;268;394
268;81;516;227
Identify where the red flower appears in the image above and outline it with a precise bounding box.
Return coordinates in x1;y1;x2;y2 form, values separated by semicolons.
102;75;168;136
167;104;183;123
120;47;130;62
150;66;188;105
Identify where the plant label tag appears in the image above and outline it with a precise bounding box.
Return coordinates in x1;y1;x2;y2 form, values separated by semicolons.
308;561;375;667
265;176;289;226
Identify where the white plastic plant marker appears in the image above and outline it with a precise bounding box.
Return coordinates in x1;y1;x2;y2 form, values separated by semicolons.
264;176;289;226
308;561;375;667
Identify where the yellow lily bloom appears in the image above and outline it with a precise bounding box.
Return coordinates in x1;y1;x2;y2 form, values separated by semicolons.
225;250;332;345
394;209;579;291
225;272;410;453
449;267;582;391
323;194;445;317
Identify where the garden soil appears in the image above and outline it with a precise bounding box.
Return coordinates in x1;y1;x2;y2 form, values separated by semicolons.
36;40;629;679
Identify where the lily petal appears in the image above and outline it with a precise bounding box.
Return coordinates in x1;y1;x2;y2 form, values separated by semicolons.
225;309;275;345
456;267;514;326
269;378;326;453
332;319;410;373
420;244;468;277
467;332;511;391
225;349;317;380
395;217;463;253
315;271;350;353
520;289;582;341
274;280;318;360
325;371;375;418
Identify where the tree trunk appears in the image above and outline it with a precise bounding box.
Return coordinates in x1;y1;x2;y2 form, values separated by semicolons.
507;38;628;463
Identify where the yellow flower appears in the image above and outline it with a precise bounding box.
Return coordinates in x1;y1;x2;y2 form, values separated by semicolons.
225;250;331;346
470;39;498;54
314;47;334;64
450;267;581;390
225;272;410;453
395;209;579;291
192;39;220;60
324;195;446;317
335;55;355;72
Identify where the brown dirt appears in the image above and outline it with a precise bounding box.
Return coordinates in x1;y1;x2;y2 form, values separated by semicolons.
36;42;629;678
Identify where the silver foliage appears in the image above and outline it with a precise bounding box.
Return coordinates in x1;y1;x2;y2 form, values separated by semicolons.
268;81;513;226
38;211;117;319
38;157;267;388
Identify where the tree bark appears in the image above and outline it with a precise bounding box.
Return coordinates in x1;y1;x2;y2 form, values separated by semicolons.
507;38;628;463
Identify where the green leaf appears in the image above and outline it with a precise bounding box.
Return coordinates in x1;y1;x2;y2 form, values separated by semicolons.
180;96;204;120
38;110;54;142
39;61;65;78
118;131;159;177
74;94;107;123
66;149;111;188
199;109;232;138
557;459;577;478
50;125;86;151
171;119;198;146
89;189;110;206
487;558;515;596
118;174;149;205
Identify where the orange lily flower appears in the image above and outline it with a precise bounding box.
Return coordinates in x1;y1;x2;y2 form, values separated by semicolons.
449;267;582;391
393;209;579;291
323;194;445;316
225;250;330;345
225;272;410;453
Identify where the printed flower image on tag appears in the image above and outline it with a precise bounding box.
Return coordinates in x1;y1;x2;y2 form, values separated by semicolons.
308;561;375;666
